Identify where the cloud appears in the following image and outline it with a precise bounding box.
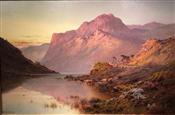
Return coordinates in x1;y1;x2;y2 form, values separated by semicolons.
12;40;46;48
21;35;42;38
13;41;44;45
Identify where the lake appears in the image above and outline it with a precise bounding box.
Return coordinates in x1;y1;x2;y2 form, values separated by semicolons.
2;74;107;114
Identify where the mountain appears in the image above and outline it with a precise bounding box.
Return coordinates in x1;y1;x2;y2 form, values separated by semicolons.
0;37;55;91
129;37;175;66
41;13;175;73
41;14;143;73
21;43;49;62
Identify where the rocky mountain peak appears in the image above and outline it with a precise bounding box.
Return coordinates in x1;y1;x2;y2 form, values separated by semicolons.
77;13;129;37
95;13;116;20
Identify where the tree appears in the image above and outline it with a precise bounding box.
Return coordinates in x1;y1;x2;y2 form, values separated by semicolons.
112;56;117;65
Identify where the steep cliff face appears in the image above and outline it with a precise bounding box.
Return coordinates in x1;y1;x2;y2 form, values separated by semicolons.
41;14;142;73
129;37;175;66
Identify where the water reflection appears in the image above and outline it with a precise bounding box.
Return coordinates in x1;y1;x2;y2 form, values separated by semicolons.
2;87;79;114
2;74;107;114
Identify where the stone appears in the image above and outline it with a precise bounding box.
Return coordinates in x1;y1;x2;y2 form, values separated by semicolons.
128;88;146;100
84;79;93;85
112;86;119;92
101;78;107;82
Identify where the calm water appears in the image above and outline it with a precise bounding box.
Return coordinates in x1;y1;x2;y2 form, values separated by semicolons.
2;74;107;114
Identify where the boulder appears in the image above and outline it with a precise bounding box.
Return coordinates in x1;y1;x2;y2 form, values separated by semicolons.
129;88;146;100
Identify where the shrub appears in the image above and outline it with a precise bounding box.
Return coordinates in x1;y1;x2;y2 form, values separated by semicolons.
50;102;57;109
90;62;113;75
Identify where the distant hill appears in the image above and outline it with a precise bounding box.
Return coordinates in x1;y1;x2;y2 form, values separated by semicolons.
128;22;175;40
128;22;165;30
21;43;49;62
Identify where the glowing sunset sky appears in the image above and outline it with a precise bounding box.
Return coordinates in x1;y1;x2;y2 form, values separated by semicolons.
0;1;174;46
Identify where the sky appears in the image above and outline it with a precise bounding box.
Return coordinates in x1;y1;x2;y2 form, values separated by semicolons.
0;0;175;46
